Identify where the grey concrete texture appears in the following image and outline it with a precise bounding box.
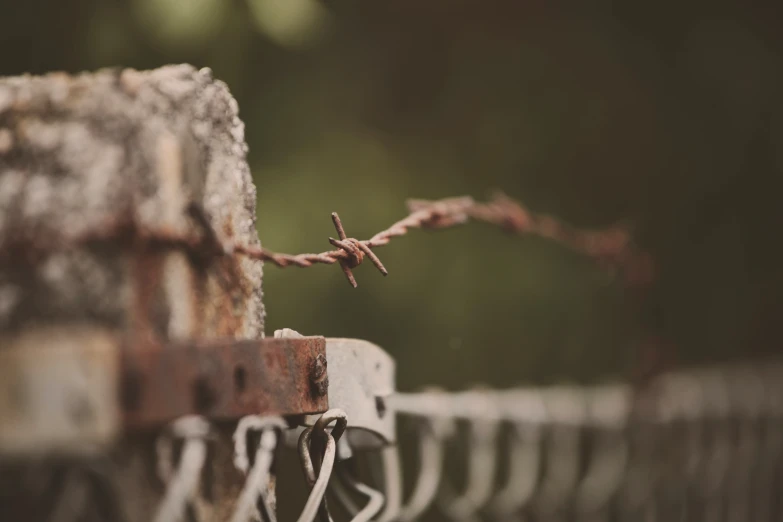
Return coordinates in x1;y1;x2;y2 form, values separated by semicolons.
0;64;265;340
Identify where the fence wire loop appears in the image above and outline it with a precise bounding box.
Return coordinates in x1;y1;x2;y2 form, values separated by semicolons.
230;416;287;522
153;415;213;522
232;415;287;474
437;393;501;522
297;428;338;522
329;440;385;522
573;426;629;516
311;409;348;467
396;416;453;522
297;409;348;522
487;421;543;520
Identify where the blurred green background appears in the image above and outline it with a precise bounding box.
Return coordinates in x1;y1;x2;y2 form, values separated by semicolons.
2;0;781;390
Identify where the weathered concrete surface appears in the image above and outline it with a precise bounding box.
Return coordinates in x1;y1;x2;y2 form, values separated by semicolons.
0;65;266;521
0;64;265;340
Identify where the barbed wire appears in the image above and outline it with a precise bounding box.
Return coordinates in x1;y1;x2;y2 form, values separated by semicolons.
213;192;654;288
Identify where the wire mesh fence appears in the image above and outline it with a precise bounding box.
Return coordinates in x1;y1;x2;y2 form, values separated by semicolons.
2;356;780;522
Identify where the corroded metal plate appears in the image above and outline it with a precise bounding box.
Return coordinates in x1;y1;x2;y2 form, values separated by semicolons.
121;336;329;429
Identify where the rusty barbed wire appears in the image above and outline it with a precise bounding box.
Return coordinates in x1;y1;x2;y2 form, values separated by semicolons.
209;192;653;288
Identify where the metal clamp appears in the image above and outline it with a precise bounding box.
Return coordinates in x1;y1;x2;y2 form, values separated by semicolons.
0;328;329;455
278;330;396;449
121;335;328;428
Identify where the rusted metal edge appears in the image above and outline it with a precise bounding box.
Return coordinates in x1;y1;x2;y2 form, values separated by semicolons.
0;331;328;455
120;336;329;429
275;330;397;449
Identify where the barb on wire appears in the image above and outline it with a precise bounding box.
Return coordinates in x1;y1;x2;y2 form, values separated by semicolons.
223;193;653;288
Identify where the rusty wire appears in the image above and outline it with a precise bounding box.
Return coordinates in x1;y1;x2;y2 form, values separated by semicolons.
223;192;653;288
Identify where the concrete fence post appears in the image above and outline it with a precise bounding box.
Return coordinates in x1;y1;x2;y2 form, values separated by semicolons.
0;64;267;521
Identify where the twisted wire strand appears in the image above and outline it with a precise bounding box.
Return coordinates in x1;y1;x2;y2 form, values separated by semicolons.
3;193;652;288
219;193;652;288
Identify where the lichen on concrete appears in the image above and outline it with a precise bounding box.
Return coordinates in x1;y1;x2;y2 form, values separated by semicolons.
0;64;265;340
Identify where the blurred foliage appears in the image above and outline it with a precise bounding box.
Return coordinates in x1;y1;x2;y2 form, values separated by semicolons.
1;0;782;390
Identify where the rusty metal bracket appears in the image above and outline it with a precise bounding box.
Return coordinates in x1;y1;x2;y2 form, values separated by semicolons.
1;331;329;455
121;336;329;429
